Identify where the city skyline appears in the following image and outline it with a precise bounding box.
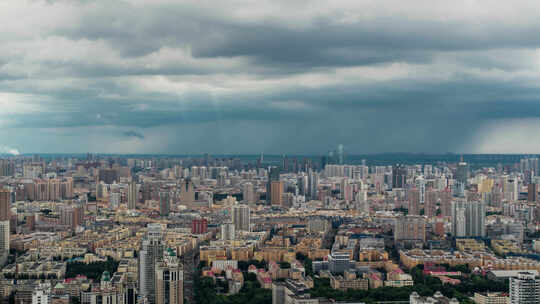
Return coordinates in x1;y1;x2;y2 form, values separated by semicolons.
2;1;540;154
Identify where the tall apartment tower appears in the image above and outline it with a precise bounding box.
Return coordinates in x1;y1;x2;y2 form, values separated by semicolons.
179;178;195;206
451;200;486;237
232;204;250;232
155;250;184;304
510;272;540;304
307;170;319;200
392;164;407;189
270;181;283;206
528;183;538;202
221;222;235;241
0;189;10;265
159;191;170;217
408;188;420;216
242;182;255;203
266;167;280;204
0;189;10;221
128;181;138;210
424;190;439;218
139;224;164;304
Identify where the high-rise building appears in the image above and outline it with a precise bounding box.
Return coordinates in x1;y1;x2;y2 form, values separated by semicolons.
451;200;486;237
243;182;255;203
394;215;425;243
415;176;426;204
307;170;319;200
440;188;453;217
155;250;183;304
128;181;138;210
159;191;170;217
337;144;345;165
191;218;208;234
408;188;420;216
270;181;283;206
267;167;280;204
232;204;250;232
179;178;195;206
392;165;407;189
424;190;438;218
60;205;83;230
0;189;10;221
510;272;540;304
456;161;469;185
0;160;14;177
221;222;235;241
139;224;164;304
0;220;9;265
528;184;538;202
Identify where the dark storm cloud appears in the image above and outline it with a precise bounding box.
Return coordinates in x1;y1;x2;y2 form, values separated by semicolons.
122;130;144;140
3;0;540;153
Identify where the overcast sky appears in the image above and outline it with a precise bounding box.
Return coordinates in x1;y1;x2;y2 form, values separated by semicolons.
2;0;540;155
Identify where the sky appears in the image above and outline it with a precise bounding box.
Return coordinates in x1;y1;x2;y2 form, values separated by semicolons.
2;0;540;155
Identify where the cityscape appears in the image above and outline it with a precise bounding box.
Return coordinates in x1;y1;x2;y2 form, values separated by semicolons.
0;152;537;304
4;1;540;304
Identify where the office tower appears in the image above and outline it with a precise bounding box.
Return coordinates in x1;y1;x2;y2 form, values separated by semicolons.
266;167;280;204
221;222;235;241
0;189;10;221
271;181;283;206
337;144;345;165
510;272;540;304
394;215;426;243
408;188;420;216
191;218;208;234
528;184;538;202
424;190;438;218
0;220;8;265
139;224;164;304
159;191;170;217
451;200;486;237
232;204;250;232
179;178;195;206
243;182;255;203
155;250;183;304
456;161;469;185
128;181;138;210
392;164;407;188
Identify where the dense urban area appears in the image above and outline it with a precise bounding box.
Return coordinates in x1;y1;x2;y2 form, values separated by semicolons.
0;150;539;304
